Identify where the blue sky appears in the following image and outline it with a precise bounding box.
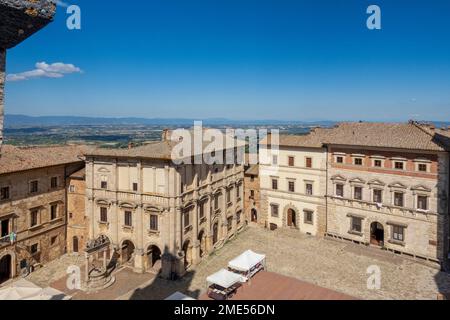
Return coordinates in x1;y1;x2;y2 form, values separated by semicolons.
4;0;450;121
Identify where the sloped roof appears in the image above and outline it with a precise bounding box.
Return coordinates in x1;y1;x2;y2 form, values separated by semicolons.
0;144;86;175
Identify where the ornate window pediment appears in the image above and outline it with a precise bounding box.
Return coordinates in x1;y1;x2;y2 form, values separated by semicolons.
98;167;110;173
144;205;163;214
119;202;138;209
349;177;366;184
96;199;110;206
388;182;408;189
331;174;347;182
368;179;386;186
411;185;432;192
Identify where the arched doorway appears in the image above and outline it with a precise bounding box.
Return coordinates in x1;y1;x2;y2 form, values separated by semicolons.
121;240;135;264
212;222;219;245
146;245;161;271
0;255;12;285
251;209;258;223
182;240;192;268
198;230;206;257
73;236;79;253
287;209;297;228
370;222;385;246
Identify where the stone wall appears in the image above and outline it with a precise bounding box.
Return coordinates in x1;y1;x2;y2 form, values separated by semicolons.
66;174;88;254
0;49;5;155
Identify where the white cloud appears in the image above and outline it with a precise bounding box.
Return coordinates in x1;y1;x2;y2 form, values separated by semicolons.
54;1;69;8
6;62;82;82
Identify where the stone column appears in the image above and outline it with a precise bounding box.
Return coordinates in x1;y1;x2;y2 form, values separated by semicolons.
0;49;5;155
192;202;201;264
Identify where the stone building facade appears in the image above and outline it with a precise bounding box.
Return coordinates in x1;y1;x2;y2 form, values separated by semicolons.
84;133;245;279
244;165;261;226
0;145;85;284
66;168;88;255
257;122;450;267
259;133;328;236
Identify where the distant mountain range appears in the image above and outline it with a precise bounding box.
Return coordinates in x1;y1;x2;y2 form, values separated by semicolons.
4;114;337;127
4;114;449;128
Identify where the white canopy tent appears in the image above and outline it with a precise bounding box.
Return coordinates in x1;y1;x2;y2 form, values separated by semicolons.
228;250;266;273
165;291;196;300
206;269;245;289
0;279;70;300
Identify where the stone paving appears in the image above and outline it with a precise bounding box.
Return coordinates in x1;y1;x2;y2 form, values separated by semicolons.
17;225;450;300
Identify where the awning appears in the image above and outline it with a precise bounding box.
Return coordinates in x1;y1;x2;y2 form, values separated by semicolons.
165;291;196;300
206;269;245;289
0;279;70;300
228;250;266;272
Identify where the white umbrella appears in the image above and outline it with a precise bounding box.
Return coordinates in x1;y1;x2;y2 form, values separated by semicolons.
0;279;42;300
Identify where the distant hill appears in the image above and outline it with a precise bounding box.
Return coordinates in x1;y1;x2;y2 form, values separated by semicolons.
4;114;337;128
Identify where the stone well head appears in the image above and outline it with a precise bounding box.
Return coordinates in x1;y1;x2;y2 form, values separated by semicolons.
0;0;56;49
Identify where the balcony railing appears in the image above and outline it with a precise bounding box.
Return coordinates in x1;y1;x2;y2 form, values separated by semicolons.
0;234;15;247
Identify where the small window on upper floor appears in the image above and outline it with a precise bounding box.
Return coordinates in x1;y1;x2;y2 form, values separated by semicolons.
272;155;278;166
306;157;313;168
29;180;39;194
374;160;382;168
288;156;295;167
418;163;428;172
336;156;344;164
0;187;10;201
50;177;58;189
354;158;363;166
394;161;405;170
132;183;138;192
101;181;108;189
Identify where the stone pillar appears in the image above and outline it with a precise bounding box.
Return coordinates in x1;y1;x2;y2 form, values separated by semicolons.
0;48;4;155
192;202;201;265
206;195;213;253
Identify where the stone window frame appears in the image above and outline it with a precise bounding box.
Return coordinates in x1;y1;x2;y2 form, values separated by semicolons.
391;157;407;171
30;243;40;255
29;207;41;228
69;185;76;193
149;214;159;232
392;191;405;208
305;156;313;169
270;203;280;218
370;155;386;168
335;183;344;198
372;188;384;204
304;180;314;196
50;235;59;247
333;152;346;164
50;176;59;189
347;214;364;236
387;222;408;245
288;155;295;167
29;180;39;194
99;206;108;223
49;202;61;221
414;158;431;173
353;185;363;201
0;185;11;201
287;178;296;193
303;210;314;225
271;178;279;191
414;192;430;212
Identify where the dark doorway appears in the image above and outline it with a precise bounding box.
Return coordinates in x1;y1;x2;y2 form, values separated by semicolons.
147;245;161;271
370;222;385;246
121;240;135;263
287;209;296;227
73;236;79;253
0;255;12;285
251;209;258;222
182;241;192;268
1;219;9;237
198;230;206;257
212;222;219;245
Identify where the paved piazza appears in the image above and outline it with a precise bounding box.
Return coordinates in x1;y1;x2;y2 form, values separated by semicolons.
22;226;450;300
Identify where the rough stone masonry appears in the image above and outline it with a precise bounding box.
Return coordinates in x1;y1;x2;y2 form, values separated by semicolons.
0;0;55;155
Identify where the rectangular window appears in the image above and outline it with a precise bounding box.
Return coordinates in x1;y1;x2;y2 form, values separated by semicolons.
0;187;10;201
354;158;363;166
306;157;313;168
124;211;132;227
30;210;39;227
288;181;295;193
30;180;39;194
237;212;241;224
150;215;158;231
336;184;344;197
51;236;58;246
272;155;278;166
271;204;279;217
304;211;314;225
30;244;39;255
336;156;344;164
374;160;382;168
350;217;362;233
214;194;219;210
354;187;363;201
50;177;58;189
227;217;233;232
50;204;58;220
373;189;383;203
305;183;313;196
226;189;231;203
250;190;255;198
199;202;205;219
417;195;428;210
236;185;241;199
132;183;138;192
69;185;75;193
394;162;404;170
288;156;295;167
101;181;108;189
394;192;404;207
272;179;278;190
100;207;108;223
392;225;405;242
184;211;190;228
418;164;427;172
